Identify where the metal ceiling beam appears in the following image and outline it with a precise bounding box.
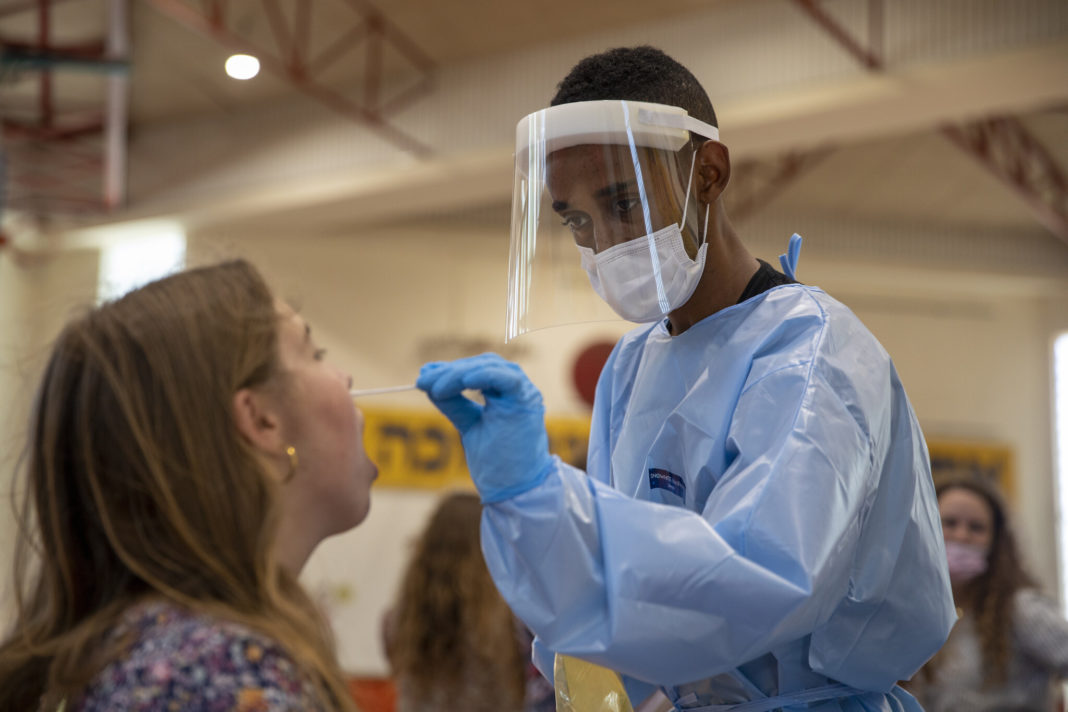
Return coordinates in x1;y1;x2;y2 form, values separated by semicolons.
938;116;1068;247
943;117;1068;247
0;40;128;73
793;0;1068;245
0;0;78;19
103;0;128;210
717;1;886;219
0;0;124;216
5;137;106;214
729;147;834;221
792;0;882;71
0;151;6;248
722;0;875;222
2;115;103;140
143;0;434;157
38;0;51;128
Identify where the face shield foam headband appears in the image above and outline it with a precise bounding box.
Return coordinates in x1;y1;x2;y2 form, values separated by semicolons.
514;100;720;170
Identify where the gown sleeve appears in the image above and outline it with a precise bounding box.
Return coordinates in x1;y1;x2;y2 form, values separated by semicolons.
481;348;889;687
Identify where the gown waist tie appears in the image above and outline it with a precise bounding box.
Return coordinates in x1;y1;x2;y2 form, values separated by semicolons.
681;683;864;712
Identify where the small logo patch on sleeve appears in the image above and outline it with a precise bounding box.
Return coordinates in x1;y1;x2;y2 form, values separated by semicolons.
648;468;686;500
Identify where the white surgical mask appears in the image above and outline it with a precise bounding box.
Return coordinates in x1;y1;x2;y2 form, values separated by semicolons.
576;148;708;323
578;223;707;323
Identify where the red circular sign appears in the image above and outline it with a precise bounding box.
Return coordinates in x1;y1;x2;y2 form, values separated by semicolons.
571;340;616;409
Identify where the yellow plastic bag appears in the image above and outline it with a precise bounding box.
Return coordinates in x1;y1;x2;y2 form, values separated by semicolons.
554;653;635;712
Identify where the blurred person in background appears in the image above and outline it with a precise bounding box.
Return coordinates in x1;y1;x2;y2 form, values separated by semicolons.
383;490;555;712
0;260;377;711
910;476;1068;711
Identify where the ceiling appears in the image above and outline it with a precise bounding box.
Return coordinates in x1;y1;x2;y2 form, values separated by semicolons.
769;107;1068;231
1;0;1067;248
2;0;725;124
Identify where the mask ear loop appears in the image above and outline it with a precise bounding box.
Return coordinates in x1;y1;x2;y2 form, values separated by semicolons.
702;204;710;247
680;146;710;250
679;148;696;230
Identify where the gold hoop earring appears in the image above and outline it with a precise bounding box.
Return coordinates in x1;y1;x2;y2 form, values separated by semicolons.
284;445;298;483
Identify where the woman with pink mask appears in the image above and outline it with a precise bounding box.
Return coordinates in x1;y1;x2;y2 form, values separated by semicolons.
910;476;1068;711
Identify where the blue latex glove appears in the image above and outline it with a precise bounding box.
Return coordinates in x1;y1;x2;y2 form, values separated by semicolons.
417;353;554;503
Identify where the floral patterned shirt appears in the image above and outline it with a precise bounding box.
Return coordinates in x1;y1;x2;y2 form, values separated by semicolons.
71;600;325;711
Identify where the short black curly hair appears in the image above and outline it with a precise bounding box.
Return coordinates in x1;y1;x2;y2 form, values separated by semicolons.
551;46;717;127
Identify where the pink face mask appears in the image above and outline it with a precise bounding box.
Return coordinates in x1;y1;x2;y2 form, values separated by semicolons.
945;540;988;583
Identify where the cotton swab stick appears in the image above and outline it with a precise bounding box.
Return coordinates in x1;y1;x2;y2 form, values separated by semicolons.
349;384;418;397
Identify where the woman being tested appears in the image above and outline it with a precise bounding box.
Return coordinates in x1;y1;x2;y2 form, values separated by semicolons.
911;477;1068;711
0;260;378;711
417;47;956;710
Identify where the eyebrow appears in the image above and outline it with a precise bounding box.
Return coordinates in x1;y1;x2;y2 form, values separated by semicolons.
304;323;312;343
552;181;633;213
596;181;633;199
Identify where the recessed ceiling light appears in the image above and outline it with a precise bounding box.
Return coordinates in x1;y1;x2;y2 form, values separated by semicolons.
225;54;260;80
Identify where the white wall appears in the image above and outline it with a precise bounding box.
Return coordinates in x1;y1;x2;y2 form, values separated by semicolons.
842;289;1059;595
0;247;100;629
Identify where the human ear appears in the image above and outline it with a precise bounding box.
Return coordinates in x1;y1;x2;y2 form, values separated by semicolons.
695;140;731;204
232;388;285;455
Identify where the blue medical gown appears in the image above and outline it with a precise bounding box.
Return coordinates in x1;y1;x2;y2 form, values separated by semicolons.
480;285;956;710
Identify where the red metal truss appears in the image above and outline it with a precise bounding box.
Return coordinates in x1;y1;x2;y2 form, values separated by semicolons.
1;0;128;218
943;117;1068;246
2;102;104;142
793;0;1068;244
4;134;106;214
791;0;883;71
1;1;99;141
710;1;880;219
143;0;435;157
0;0;80;19
0;147;5;247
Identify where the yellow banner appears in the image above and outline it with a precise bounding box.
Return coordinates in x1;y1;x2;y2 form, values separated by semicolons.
364;412;1013;501
928;439;1015;502
363;407;591;490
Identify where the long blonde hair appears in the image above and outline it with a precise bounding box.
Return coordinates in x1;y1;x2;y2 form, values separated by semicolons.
389;491;526;710
0;260;357;711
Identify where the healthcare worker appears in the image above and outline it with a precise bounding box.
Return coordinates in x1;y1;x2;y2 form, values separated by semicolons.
417;46;955;711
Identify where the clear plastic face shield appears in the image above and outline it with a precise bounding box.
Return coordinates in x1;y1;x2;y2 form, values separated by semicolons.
506;100;721;342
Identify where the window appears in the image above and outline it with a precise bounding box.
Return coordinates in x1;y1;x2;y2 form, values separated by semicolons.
97;222;186;302
1054;332;1068;615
